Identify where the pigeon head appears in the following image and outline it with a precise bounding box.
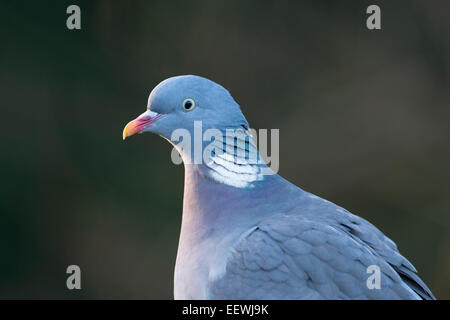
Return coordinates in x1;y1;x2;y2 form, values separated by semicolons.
123;75;249;142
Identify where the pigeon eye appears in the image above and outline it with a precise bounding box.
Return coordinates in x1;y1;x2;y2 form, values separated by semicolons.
182;98;195;111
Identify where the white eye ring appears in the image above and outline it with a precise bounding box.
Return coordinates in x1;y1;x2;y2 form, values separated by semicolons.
182;98;196;111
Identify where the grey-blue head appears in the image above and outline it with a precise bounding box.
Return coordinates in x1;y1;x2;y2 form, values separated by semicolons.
123;75;269;189
123;75;249;141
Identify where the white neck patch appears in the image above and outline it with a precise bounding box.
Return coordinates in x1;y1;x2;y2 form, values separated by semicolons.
203;130;265;188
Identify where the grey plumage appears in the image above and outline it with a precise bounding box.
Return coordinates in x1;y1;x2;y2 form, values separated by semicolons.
210;191;433;299
123;75;435;300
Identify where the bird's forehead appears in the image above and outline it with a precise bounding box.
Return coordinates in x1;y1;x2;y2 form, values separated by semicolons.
147;75;229;107
148;78;184;106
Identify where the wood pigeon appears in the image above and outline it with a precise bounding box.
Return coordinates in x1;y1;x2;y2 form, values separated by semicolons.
122;75;435;300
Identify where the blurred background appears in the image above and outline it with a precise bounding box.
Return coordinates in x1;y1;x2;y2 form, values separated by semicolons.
0;0;449;299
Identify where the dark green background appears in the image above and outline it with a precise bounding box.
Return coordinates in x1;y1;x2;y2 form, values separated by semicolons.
1;0;449;299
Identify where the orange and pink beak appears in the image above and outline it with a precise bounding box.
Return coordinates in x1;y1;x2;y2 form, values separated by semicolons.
122;111;164;140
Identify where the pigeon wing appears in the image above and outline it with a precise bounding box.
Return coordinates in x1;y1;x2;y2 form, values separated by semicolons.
208;211;434;300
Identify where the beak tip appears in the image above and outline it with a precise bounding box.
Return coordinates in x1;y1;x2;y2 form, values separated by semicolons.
122;123;132;140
